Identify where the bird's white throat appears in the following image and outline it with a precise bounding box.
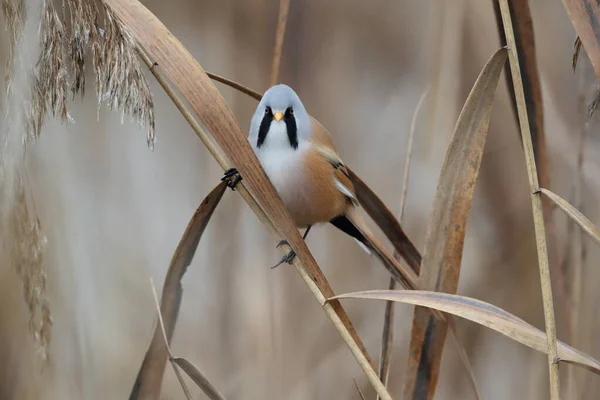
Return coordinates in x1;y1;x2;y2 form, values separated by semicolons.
252;121;310;203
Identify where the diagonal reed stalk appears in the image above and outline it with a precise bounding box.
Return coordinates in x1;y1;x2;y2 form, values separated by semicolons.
498;1;561;398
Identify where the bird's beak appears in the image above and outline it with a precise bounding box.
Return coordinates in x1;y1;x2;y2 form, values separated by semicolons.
274;112;284;121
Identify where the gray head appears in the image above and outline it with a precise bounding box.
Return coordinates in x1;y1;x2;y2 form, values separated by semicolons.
249;84;311;150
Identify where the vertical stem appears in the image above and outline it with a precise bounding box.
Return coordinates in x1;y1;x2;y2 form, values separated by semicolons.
377;89;428;394
498;2;560;398
269;0;290;87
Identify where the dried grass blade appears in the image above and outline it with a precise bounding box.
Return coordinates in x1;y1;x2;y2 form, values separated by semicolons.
353;378;367;400
331;290;600;374
560;0;600;79
104;1;389;398
499;1;561;397
402;47;507;399
270;0;290;86
378;89;427;394
130;182;227;399
206;71;262;101
540;188;600;246
173;358;227;400
149;278;193;400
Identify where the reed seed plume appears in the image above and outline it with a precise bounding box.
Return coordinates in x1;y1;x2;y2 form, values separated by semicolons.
1;0;25;92
1;0;52;367
24;0;156;146
29;0;69;139
0;0;157;372
98;3;155;148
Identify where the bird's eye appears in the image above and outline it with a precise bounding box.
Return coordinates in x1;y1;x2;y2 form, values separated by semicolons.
287;107;294;115
264;107;271;115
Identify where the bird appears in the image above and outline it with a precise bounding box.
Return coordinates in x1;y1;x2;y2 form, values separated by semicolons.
222;84;419;288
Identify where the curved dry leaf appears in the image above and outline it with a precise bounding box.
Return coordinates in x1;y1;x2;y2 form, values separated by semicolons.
331;290;600;374
131;182;227;399
540;188;600;246
561;0;600;80
404;47;507;398
173;358;227;400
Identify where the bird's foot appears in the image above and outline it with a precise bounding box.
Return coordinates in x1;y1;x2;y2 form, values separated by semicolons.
272;240;296;269
221;167;242;190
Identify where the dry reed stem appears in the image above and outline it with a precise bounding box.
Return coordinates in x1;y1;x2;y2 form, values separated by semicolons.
567;71;588;399
130;41;392;399
492;0;569;337
269;0;290;87
498;1;561;398
377;88;428;393
149;278;193;400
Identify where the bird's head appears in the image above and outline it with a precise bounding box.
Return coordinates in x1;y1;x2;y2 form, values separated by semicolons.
249;84;311;151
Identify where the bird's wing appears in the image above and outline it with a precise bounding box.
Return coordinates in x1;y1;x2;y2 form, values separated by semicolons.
309;119;358;205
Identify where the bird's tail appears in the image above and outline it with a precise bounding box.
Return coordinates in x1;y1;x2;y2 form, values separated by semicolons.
343;208;418;290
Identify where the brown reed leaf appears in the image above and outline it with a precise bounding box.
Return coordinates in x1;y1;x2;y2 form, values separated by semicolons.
561;0;600;80
540;188;600;246
131;182;227;399
172;358;227;400
403;47;506;399
331;290;600;375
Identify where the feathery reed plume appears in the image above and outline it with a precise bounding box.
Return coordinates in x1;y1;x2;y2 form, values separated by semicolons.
9;174;51;365
29;0;69;139
1;0;52;367
1;0;25;92
98;3;155;148
26;0;156;146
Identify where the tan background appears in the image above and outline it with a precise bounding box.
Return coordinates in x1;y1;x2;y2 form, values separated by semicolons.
1;0;599;398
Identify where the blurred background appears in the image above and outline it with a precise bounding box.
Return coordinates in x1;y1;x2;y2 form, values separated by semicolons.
1;0;599;398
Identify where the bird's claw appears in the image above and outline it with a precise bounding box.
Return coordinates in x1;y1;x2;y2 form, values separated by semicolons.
221;167;242;190
271;250;297;269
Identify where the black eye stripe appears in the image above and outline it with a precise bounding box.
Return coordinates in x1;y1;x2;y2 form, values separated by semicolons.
256;106;298;150
285;113;298;150
256;110;272;148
